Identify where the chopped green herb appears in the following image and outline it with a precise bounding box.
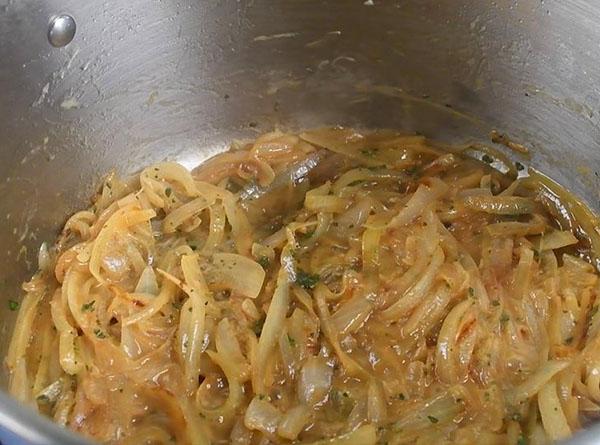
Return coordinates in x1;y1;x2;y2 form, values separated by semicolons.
258;256;270;269
252;318;265;336
427;415;439;424
517;435;528;445
165;187;172;197
8;299;19;311
481;154;494;164
360;148;377;157
299;229;315;240
397;393;406;400
406;165;421;176
172;300;183;310
296;269;320;290
565;336;574;345
468;287;475;297
81;300;96;312
287;334;296;347
258;394;265;400
94;329;107;339
491;300;500;306
500;312;510;325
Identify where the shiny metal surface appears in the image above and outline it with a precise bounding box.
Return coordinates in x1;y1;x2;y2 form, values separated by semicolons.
0;0;599;443
47;14;76;48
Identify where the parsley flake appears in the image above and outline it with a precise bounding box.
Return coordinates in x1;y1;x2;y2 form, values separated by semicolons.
287;334;296;347
406;165;421;176
360;148;378;157
258;256;270;269
296;269;320;290
252;318;265;336
81;300;96;312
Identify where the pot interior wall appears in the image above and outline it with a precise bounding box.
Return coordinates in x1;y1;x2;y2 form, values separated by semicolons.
0;0;599;395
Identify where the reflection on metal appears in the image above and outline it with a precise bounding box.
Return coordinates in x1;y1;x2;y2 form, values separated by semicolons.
47;14;76;47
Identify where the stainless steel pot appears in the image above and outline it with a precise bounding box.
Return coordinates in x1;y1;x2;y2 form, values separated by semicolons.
1;0;599;443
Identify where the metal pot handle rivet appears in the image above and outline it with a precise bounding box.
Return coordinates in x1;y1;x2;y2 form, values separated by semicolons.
47;14;76;47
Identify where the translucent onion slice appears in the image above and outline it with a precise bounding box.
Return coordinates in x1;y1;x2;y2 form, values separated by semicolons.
298;356;333;406
208;253;265;299
303;424;377;445
244;396;282;434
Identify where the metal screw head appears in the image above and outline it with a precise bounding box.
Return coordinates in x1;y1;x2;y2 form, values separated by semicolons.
48;14;76;47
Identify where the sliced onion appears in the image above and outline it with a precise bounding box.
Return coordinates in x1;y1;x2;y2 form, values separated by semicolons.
333;198;377;235
38;242;51;272
120;325;143;359
367;379;387;424
208;253;265;299
462;195;536;215
230;418;253;445
134;265;159;295
507;360;570;404
332;168;407;195
388;177;448;228
537;230;578;251
277;405;311;440
244;396;282;434
538;380;571;441
303;424;376;445
486;215;546;237
241;298;260;320
298;356;333;406
35;379;62;404
391;391;462;439
330;295;372;335
305;182;350;214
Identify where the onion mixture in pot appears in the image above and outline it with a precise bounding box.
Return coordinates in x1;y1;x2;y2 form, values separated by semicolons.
7;128;600;444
